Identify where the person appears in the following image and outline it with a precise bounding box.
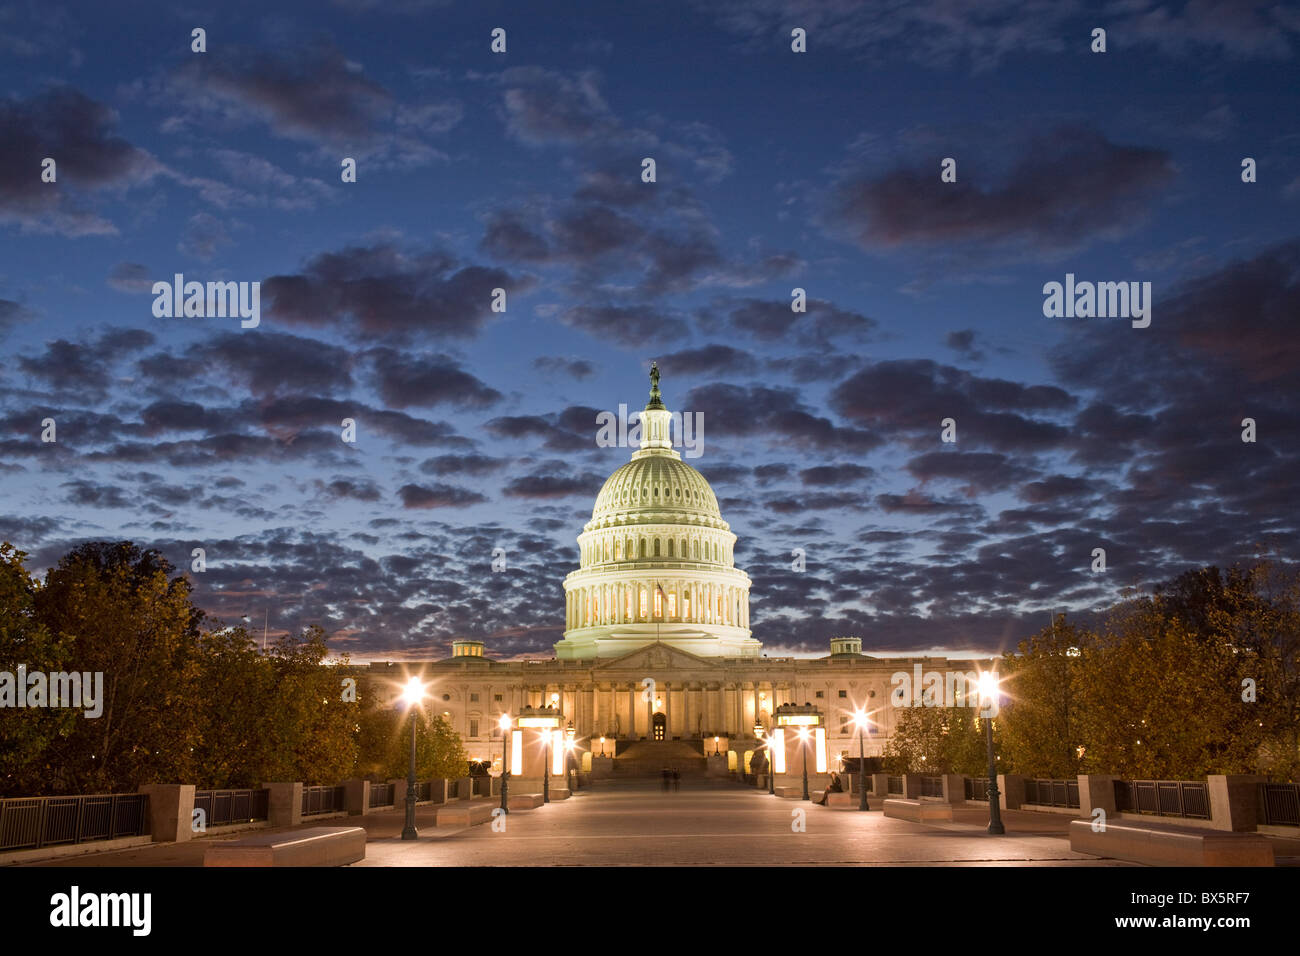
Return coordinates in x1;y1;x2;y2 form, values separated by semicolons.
817;770;844;806
672;768;680;791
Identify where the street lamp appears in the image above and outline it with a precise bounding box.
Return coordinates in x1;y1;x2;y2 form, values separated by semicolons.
498;713;512;815
713;735;720;756
796;727;811;800
565;720;577;791
851;709;871;811
754;722;775;795
774;702;824;801
599;735;606;757
978;671;1005;835
399;676;426;841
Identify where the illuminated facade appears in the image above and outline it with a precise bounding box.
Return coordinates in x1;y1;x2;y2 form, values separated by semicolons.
366;368;992;775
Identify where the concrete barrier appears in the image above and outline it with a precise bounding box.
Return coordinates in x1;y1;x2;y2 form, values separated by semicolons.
1068;819;1274;866
508;793;544;810
826;791;856;808
548;788;572;800
436;803;496;827
773;786;806;799
883;798;953;823
204;826;365;867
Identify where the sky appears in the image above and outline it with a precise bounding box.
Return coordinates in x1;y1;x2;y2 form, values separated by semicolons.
1;0;1297;662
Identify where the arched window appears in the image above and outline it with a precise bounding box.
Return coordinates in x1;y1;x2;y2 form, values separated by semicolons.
654;538;661;557
615;539;622;560
692;540;699;559
639;587;648;618
667;539;674;557
683;591;691;619
640;538;647;558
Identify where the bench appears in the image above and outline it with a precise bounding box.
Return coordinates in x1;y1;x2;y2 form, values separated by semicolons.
547;788;572;800
773;786;806;798
826;791;856;808
508;793;544;810
882;798;953;823
204;826;365;867
435;802;497;827
1068;819;1274;867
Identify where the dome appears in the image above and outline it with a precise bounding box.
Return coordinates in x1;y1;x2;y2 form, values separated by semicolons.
589;454;723;529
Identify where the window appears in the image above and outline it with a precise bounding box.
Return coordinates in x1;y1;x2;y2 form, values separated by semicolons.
626;588;633;618
615;539;622;560
654;538;661;556
668;593;676;617
494;694;503;702
838;690;847;699
640;539;647;558
815;691;824;698
653;587;663;618
639;587;648;618
667;539;674;557
470;693;479;702
469;719;479;738
682;592;691;618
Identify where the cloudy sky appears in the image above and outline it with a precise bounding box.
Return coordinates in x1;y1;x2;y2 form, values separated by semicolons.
1;0;1297;661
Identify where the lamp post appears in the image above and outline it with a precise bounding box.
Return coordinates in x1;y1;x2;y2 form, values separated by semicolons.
599;735;606;757
499;713;512;815
399;677;425;841
713;735;720;756
773;702;823;802
755;722;775;795
978;671;1005;835
565;721;577;791
852;709;871;811
797;728;811;801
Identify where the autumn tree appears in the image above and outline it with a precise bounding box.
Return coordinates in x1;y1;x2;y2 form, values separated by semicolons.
0;543;77;796
998;615;1087;777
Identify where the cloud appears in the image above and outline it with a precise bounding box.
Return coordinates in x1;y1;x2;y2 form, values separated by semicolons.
107;262;154;294
0;87;159;235
532;356;596;380
263;242;533;343
398;482;487;508
827;127;1174;256
367;348;503;409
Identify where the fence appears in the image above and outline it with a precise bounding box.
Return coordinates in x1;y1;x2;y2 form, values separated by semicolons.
368;783;394;808
964;777;989;801
301;785;346;817
886;775;903;795
918;775;943;797
414;781;432;802
1258;783;1300;826
0;793;149;852
1023;778;1080;809
193;788;269;827
1115;779;1210;820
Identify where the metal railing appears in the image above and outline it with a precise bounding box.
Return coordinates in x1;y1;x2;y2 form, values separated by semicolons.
368;783;394;808
964;777;989;801
918;775;943;797
414;781;432;802
1115;779;1211;820
1024;778;1080;808
301;785;345;816
887;775;903;795
473;776;491;796
193;788;269;827
1258;783;1300;826
0;793;149;852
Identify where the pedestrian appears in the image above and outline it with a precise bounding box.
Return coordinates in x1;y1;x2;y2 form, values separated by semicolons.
672;768;680;791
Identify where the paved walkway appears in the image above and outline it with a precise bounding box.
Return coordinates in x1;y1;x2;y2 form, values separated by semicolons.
23;785;1298;867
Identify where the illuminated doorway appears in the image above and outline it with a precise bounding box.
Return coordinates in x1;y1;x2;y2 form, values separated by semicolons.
652;713;666;740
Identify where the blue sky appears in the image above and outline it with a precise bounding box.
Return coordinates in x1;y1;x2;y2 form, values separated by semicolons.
1;0;1298;660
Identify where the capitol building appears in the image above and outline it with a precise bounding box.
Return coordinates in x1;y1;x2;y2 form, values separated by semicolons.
368;366;991;774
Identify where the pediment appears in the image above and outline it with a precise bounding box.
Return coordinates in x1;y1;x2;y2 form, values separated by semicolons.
594;642;722;672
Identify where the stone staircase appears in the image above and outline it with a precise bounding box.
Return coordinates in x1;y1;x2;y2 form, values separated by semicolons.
613;740;709;778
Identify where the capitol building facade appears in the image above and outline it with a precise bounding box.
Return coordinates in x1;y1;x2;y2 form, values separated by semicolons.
368;367;991;773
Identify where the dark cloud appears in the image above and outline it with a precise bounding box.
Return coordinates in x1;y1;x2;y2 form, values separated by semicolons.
686;382;883;454
558;304;690;347
263;242;533;343
367;348;503;409
945;329;984;362
0;87;159;235
658;344;758;376
419;454;507;476
398;482;488;508
699;296;878;345
532;356;596;380
828;127;1173;254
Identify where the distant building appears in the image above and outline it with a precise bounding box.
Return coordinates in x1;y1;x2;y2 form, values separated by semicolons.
366;367;993;773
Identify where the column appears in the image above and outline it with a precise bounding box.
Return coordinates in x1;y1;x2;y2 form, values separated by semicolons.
628;684;637;739
665;682;673;736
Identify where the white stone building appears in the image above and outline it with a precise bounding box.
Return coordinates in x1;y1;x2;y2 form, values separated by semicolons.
366;366;994;774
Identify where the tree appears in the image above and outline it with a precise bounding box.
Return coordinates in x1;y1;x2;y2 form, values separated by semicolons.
0;543;77;795
999;615;1087;777
34;542;203;792
883;705;989;774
